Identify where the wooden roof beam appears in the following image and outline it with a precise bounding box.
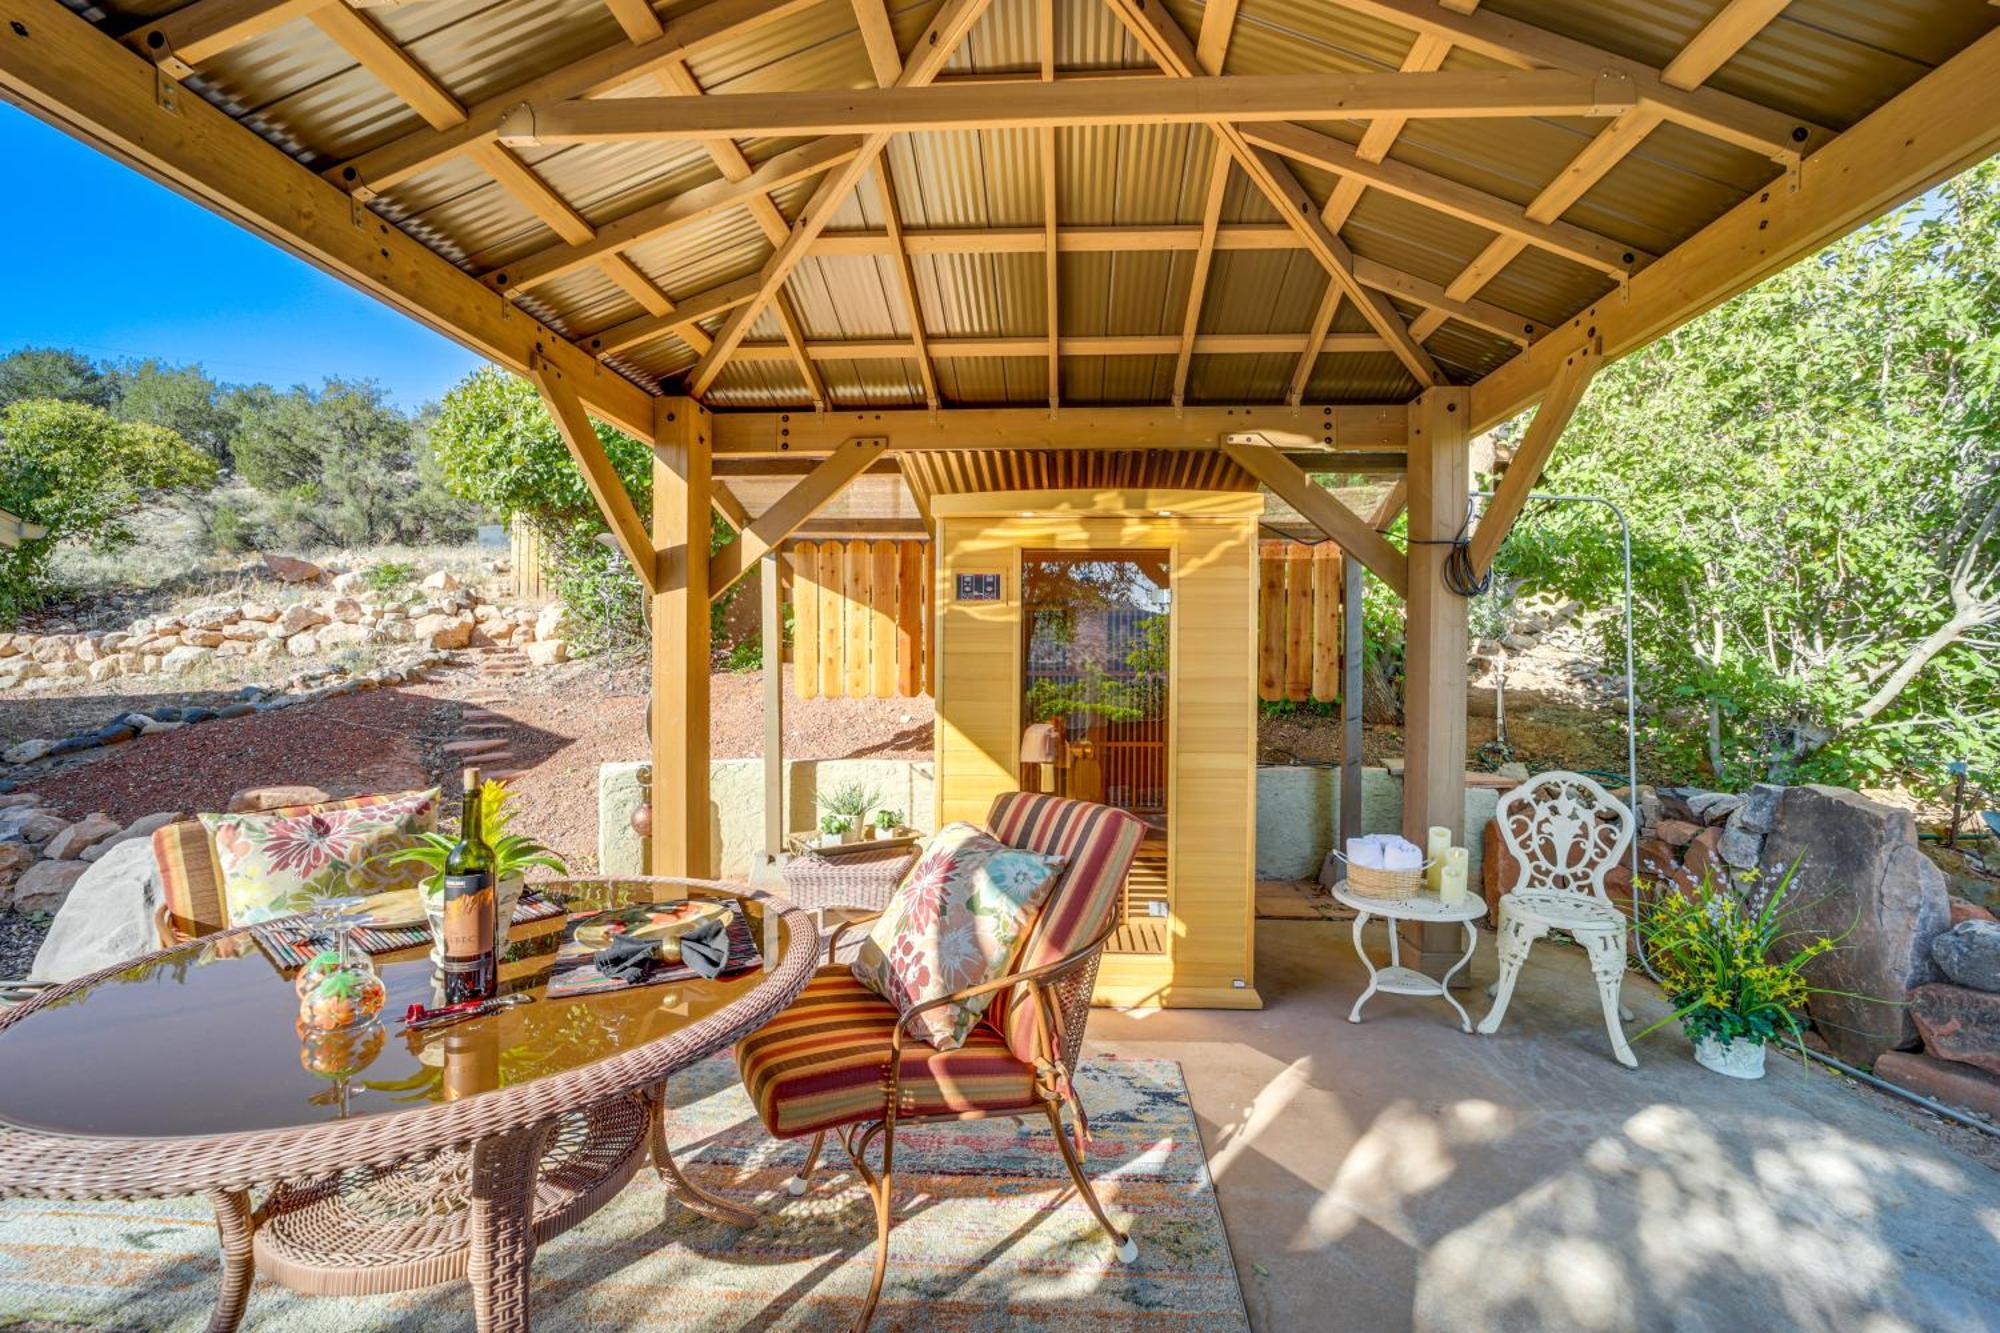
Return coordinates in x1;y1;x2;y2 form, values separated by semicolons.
326;0;826;197
497;69;1637;143
590;272;763;355
770;287;828;411
7;0;654;441
1173;149;1232;409
305;2;464;130
528;356;659;592
718;332;1393;360
1466;341;1598;577
711;404;1410;455
1320;0;1823;161
1040;123;1059;409
485;137;860;295
125;0;320;76
1101;0;1442;387
1222;438;1409;596
708;435;887;597
871;161;940;410
1471;25;2000;433
1286;284;1342;408
466;140;592;244
685;0;993;398
1242;121;1649;279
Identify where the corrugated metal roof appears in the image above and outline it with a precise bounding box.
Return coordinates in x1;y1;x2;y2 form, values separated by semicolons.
87;0;1999;415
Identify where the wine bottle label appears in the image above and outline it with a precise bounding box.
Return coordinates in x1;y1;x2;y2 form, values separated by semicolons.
441;874;495;960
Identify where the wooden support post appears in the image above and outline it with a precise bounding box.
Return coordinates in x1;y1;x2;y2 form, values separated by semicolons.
1341;549;1364;855
1401;385;1470;971
760;552;784;867
651;397;713;878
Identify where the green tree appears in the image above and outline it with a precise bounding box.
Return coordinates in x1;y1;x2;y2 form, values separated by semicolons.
112;360;237;465
0;347;115;411
1497;159;2000;790
428;367;729;652
0;400;217;622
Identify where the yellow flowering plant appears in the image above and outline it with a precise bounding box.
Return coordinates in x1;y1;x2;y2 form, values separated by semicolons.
1634;857;1847;1049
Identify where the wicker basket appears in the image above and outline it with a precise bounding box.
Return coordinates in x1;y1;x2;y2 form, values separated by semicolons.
1344;862;1425;901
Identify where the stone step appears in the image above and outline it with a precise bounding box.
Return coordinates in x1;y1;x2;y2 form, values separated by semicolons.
463;720;513;732
442;738;509;756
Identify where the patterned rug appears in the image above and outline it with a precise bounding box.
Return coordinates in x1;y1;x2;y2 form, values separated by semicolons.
0;1056;1246;1331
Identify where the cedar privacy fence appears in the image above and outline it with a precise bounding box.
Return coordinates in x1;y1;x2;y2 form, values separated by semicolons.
779;538;1347;705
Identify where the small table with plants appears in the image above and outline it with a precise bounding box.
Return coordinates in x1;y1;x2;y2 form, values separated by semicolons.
0;877;816;1332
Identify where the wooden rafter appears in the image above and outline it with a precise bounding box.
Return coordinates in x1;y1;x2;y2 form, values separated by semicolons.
465;141;592;244
486;138;859;295
850;0;901;87
1101;0;1443;387
870;160;940;410
1194;0;1239;74
595;254;712;354
6;0;652;439
1368;479;1408;532
1319;27;1454;236
1241;121;1647;278
1173;148;1232;408
1472;24;2000;433
721;332;1392;361
1319;0;1822;161
496;70;1636;143
325;0;826;197
1041;123;1059;409
685;0;993;397
1286;285;1342;407
306;2;464;130
528;357;659;592
711;404;1410;455
1407;2;1784;344
707;435;889;597
1221;439;1409;596
591;273;762;355
1466;342;1598;577
770;287;828;410
126;0;319;76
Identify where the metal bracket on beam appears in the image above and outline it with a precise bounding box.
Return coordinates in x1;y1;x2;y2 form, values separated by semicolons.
153;62;181;113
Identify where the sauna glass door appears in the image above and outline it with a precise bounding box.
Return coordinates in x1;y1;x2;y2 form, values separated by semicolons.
1021;552;1170;956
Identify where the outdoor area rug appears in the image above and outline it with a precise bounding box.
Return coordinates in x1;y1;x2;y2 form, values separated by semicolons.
0;1054;1247;1331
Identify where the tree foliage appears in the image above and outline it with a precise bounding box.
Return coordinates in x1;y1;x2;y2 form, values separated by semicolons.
0;347;115;412
0;399;216;620
1499;159;2000;791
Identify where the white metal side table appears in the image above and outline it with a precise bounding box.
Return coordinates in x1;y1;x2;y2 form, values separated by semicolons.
1331;882;1485;1033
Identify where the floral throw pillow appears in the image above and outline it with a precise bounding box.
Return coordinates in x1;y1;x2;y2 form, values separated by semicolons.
201;788;440;924
851;822;1065;1051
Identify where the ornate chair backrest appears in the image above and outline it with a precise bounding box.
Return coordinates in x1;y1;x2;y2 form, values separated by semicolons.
1493;770;1633;904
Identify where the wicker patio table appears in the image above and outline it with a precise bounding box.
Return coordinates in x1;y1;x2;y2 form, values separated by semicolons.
0;876;816;1332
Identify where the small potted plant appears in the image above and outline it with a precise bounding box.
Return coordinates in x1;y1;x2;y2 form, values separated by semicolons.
1635;859;1846;1080
380;778;566;966
873;808;906;839
817;781;881;845
818;812;852;847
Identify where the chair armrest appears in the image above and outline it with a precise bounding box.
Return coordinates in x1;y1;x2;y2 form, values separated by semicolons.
824;910;885;965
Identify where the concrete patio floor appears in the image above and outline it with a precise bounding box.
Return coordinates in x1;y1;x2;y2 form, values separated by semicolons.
1086;919;2000;1333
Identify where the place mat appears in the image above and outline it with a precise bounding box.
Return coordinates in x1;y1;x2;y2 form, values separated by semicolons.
250;891;566;970
545;906;762;999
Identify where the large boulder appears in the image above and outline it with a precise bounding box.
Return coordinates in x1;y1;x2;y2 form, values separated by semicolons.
1759;784;1949;1065
0;840;32;888
10;858;89;913
26;837;160;983
536;601;573;643
422;570;460;591
412;613;472;650
1909;984;2000;1076
159;644;214;676
525;638;568;666
262;552;324;583
278;603;328;635
1931;920;2000;993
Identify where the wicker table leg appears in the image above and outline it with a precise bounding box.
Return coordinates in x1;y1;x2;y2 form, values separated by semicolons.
651;1083;757;1227
205;1188;255;1333
467;1124;548;1333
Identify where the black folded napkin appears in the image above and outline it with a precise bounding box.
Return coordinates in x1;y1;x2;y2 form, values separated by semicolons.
592;934;661;983
677;917;730;980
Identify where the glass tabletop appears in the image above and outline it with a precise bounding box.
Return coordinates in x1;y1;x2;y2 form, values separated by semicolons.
0;880;792;1140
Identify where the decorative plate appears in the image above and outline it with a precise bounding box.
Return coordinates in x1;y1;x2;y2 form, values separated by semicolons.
571;900;734;956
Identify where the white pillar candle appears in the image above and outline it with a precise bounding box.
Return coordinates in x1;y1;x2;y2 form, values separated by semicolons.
1425;825;1452;891
1439;847;1470;906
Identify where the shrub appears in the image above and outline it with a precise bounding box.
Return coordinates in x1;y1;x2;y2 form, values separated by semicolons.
365;561;417;592
0;399;216;623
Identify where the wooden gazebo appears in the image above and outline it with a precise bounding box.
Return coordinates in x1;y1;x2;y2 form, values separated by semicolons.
5;0;1995;985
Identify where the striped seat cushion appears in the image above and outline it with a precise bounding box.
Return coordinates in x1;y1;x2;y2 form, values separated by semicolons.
983;793;1145;1066
737;967;1041;1139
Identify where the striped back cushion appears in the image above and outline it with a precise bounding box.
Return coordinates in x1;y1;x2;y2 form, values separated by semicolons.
983;793;1144;1065
152;792;390;940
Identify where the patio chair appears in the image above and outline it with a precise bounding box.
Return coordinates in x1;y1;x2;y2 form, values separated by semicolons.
1475;770;1639;1067
735;791;1146;1330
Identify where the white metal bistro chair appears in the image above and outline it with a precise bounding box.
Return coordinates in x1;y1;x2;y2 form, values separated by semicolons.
1476;770;1638;1067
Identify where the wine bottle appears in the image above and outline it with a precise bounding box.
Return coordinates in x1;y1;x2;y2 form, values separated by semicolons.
440;767;498;1004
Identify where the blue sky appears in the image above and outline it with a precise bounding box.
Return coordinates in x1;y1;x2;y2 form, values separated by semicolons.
0;104;485;410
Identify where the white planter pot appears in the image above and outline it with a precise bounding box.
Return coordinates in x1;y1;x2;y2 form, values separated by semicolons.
425;875;524;972
1693;1035;1766;1080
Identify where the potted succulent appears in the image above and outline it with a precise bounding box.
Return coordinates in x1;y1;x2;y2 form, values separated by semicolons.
873;808;906;839
1635;859;1846;1079
380;778;566;967
818;812;853;847
817;781;881;845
